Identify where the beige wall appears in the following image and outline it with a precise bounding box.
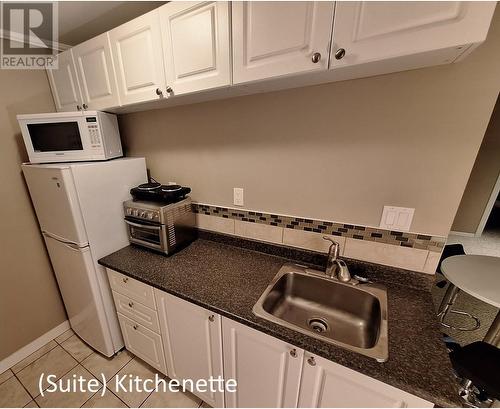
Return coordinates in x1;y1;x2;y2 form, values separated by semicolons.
452;94;500;234
120;10;500;238
0;70;66;360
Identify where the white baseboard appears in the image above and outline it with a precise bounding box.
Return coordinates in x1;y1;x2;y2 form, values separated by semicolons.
449;230;477;237
0;320;70;374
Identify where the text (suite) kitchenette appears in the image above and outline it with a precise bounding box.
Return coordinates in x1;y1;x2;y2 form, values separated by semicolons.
2;2;500;409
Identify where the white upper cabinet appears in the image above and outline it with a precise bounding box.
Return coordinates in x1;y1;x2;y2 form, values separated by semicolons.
155;290;225;407
330;1;497;69
72;32;120;110
232;1;334;84
109;10;166;105
159;1;231;96
298;353;433;408
47;49;83;112
222;317;304;408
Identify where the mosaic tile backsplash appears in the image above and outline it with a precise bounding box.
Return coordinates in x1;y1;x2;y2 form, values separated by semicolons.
192;203;446;253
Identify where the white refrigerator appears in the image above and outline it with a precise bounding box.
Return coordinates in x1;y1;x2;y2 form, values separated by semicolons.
22;158;147;357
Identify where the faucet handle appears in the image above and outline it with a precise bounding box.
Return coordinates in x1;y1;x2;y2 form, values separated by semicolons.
323;236;339;258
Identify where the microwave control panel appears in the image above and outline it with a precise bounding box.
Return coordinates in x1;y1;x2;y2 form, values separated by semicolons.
86;117;101;148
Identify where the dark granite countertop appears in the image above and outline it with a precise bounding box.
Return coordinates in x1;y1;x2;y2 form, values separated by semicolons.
99;233;461;407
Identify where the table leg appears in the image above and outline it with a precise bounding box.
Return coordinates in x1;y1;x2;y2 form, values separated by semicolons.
437;283;460;316
484;310;500;347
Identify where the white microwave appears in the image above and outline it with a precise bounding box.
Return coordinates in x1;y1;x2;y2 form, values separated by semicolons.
17;111;123;164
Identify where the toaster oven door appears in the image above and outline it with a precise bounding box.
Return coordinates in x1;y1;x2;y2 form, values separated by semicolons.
125;219;167;252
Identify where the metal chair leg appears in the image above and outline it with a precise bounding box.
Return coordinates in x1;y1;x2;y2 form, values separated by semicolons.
437;284;481;331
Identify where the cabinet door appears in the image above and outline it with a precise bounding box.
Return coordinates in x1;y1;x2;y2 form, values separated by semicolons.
117;313;167;374
155;289;224;407
159;1;230;95
298;353;433;408
222;317;304;408
331;2;497;68
47;49;83;112
73;32;120;110
232;2;334;84
109;9;166;105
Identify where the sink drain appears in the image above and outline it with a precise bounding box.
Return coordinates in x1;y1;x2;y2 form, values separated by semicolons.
308;318;329;333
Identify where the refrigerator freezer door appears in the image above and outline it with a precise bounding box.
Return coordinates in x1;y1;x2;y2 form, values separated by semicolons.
44;234;115;356
22;165;88;246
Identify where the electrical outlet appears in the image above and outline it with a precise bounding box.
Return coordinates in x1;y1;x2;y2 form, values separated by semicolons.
380;206;415;232
233;188;244;206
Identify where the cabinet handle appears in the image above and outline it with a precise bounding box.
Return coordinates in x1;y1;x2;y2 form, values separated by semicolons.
82;103;88;110
289;348;297;358
128;302;134;308
311;52;321;63
155;88;163;96
122;277;128;283
334;48;346;60
208;315;215;322
307;356;316;366
165;86;173;95
133;324;138;330
76;105;82;111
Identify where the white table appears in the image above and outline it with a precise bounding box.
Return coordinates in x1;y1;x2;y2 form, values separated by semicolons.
441;255;500;345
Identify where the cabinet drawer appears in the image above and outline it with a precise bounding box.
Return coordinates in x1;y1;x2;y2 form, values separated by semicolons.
113;291;160;333
107;269;156;309
117;313;167;374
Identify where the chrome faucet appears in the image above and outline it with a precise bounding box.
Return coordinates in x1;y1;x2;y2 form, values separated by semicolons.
323;237;351;282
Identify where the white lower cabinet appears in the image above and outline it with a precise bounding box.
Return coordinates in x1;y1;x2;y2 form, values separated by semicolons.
155;289;225;407
298;353;433;408
117;313;167;373
222;317;304;408
107;269;435;408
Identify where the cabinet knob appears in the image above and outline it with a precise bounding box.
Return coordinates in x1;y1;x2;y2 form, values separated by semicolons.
289;348;297;358
166;86;173;95
155;88;163;96
133;324;138;330
128;302;134;308
82;103;88;109
311;52;321;63
334;48;346;60
208;315;215;322
307;356;316;366
76;105;82;111
122;277;128;283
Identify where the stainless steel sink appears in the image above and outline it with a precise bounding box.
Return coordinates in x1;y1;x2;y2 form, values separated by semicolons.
252;264;388;362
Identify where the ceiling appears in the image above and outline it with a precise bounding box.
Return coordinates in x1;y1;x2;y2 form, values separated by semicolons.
57;1;165;46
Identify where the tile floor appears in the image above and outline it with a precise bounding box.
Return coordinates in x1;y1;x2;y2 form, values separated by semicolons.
0;329;210;408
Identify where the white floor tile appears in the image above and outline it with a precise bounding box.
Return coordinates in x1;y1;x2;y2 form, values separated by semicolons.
11;341;58;374
35;366;99;408
17;345;78;397
109;358;164;408
82;349;134;380
0;376;32;408
60;335;93;362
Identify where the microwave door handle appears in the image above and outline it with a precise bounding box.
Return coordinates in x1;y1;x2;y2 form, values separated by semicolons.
125;220;161;230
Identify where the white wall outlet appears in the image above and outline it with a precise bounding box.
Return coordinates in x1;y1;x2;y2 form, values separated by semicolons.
233;188;244;206
380;206;415;232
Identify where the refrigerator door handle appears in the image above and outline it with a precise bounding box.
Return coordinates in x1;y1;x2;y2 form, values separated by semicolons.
42;231;88;249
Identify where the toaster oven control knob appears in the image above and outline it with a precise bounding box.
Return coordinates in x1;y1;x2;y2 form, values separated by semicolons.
147;213;153;220
132;209;138;217
140;211;146;218
126;208;132;215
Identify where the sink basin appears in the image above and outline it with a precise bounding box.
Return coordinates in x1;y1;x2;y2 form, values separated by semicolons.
252;264;388;362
